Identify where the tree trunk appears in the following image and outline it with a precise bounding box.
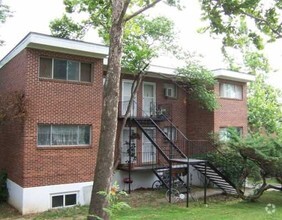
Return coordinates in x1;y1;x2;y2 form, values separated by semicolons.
88;1;125;219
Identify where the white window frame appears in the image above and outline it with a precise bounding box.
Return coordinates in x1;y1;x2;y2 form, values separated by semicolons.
164;83;177;98
163;126;177;142
37;124;91;147
50;192;78;209
39;57;92;83
121;79;137;116
220;83;243;100
142;82;156;116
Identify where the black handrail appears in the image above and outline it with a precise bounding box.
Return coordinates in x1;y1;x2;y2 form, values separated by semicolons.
148;118;187;159
133;118;170;162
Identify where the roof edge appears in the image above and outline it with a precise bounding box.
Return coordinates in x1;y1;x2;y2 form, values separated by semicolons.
0;32;109;68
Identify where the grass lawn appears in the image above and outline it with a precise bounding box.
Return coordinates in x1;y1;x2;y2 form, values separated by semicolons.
0;190;281;219
115;190;282;220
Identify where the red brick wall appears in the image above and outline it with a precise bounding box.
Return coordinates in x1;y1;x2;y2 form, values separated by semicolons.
186;99;214;140
1;48;104;188
21;48;103;187
214;80;248;136
0;50;27;186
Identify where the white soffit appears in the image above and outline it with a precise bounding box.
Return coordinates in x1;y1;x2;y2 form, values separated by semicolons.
212;69;255;82
0;32;109;68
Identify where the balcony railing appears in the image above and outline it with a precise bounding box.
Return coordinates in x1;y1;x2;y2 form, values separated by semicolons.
119;139;213;169
118;101;172;119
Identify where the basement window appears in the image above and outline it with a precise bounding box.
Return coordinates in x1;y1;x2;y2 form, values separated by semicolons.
51;193;78;208
39;57;92;82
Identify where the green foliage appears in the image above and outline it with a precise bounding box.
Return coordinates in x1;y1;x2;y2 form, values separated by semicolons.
177;62;218;111
0;2;12;46
208;131;260;186
122;15;175;73
0;3;11;23
213;130;282;189
200;0;282;49
93;182;130;219
49;14;86;40
0;170;8;203
248;74;282;134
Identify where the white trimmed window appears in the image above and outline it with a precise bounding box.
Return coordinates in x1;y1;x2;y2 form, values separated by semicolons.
51;192;78;208
39;58;92;82
38;124;91;147
219;127;242;141
164;84;177;98
163;127;177;142
220;83;242;99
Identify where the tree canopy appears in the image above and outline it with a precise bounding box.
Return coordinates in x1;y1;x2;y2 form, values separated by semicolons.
248;74;282;134
200;0;282;50
0;1;12;46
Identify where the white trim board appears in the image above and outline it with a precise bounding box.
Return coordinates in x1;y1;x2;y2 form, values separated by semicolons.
0;32;109;68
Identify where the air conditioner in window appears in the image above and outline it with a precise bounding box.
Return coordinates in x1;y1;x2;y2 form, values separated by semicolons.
164;88;174;98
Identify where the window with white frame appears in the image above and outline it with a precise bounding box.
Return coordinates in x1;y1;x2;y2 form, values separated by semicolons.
51;192;78;208
164;83;177;98
39;58;92;82
163;127;177;142
38;124;91;147
220;83;243;99
219;127;242;141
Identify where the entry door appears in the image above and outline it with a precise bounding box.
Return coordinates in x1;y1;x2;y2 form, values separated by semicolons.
121;128;137;164
122;80;137;116
143;82;156;116
142;128;156;163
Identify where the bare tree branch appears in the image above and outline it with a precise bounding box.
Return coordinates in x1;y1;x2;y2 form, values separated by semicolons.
123;0;162;23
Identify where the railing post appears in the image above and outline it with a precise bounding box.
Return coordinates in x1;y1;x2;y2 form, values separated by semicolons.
204;161;207;204
128;119;132;194
186;159;189;208
169;160;172;203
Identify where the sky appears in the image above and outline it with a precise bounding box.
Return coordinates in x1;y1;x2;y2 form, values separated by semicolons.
0;0;282;89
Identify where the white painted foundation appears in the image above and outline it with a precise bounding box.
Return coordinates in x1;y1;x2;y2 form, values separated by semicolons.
113;170;158;191
7;168;205;215
7;179;93;214
113;166;205;191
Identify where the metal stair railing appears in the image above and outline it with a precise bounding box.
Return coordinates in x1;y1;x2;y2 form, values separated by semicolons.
133;118;170;162
147;118;187;159
157;112;213;158
122;100;240;198
192;161;239;195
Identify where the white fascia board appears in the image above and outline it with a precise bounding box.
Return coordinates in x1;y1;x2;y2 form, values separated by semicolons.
0;32;109;68
212;69;255;82
147;64;177;76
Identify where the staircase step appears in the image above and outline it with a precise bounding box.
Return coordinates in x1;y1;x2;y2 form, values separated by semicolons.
192;163;239;196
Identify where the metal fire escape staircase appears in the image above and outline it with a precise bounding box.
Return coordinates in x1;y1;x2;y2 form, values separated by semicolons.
132;113;239;196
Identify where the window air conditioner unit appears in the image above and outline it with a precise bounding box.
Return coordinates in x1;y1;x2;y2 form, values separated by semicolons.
164;88;173;98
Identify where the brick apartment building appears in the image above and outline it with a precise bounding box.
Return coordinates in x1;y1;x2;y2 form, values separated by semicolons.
0;33;254;214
